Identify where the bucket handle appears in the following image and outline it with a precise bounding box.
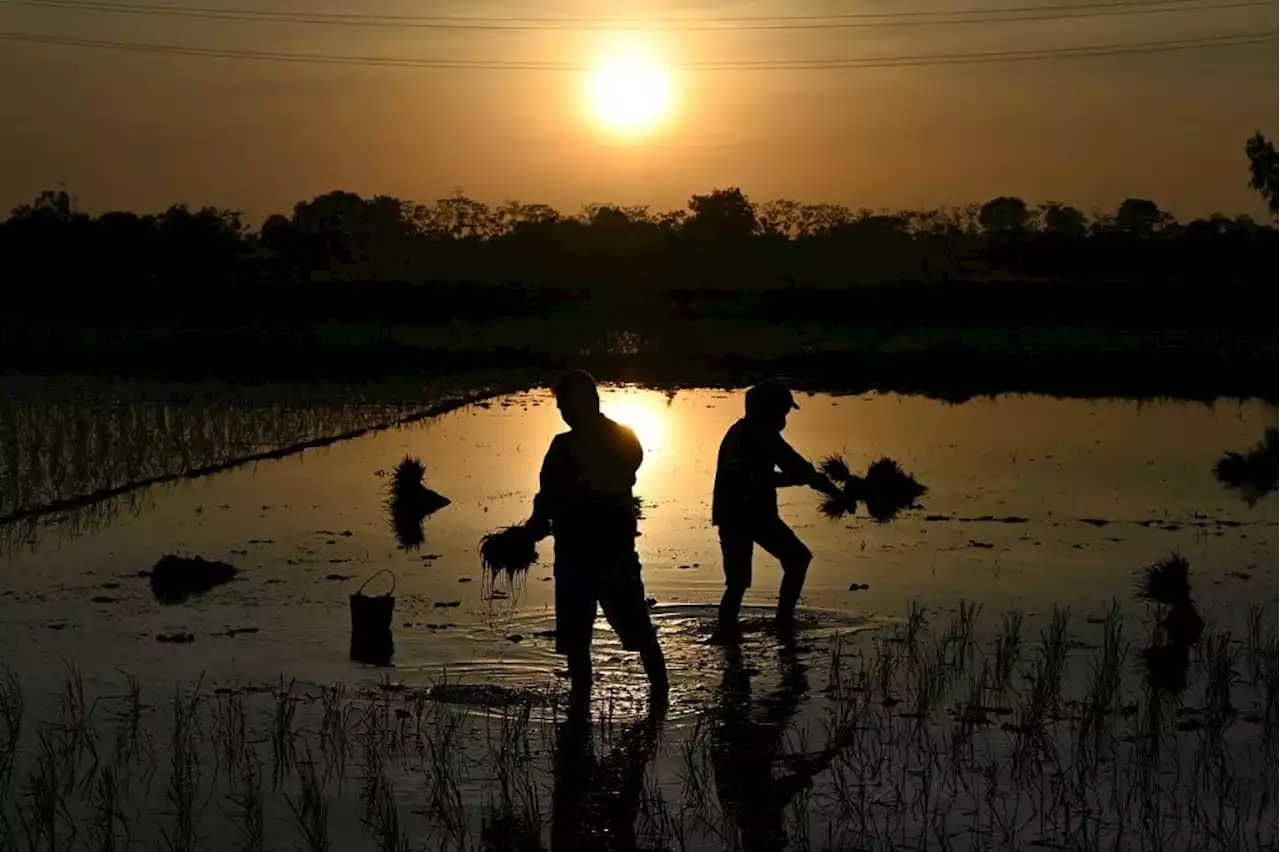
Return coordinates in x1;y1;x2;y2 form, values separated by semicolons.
355;569;396;597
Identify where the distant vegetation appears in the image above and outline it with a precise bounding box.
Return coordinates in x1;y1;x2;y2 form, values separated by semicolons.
1;135;1274;401
1;136;1276;338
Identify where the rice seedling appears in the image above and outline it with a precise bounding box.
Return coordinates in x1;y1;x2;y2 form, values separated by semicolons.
87;766;120;852
225;742;263;852
286;750;330;852
417;700;470;848
1213;428;1278;506
818;454;928;523
1;378;489;555
55;661;99;792
18;724;78;852
317;685;353;790
270;679;300;789
149;554;238;605
899;602;929;667
386;454;450;551
371;783;413;852
946;600;981;672
0;573;1276;852
0;667;22;800
1136;553;1193;608
1203;631;1238;729
479;525;540;578
357;716;388;833
160;686;202;852
483;700;539;835
992;610;1024;697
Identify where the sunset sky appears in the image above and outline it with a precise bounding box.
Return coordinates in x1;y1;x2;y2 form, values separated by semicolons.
1;0;1275;225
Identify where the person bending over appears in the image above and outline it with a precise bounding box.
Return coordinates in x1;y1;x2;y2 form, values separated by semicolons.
712;380;839;640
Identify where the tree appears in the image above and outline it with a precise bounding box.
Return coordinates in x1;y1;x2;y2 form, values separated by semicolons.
1113;198;1170;237
978;196;1030;235
9;189;81;223
422;193;496;240
757;199;803;238
685;188;758;242
292;191;366;268
259;213;296;252
1037;202;1087;239
1245;132;1278;216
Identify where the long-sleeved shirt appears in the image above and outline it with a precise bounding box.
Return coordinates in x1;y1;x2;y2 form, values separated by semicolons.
531;413;642;556
712;418;817;528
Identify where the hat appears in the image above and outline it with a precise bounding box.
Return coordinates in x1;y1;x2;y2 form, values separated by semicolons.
745;380;800;414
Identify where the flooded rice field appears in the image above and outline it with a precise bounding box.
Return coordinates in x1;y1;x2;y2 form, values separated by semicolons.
0;382;1276;851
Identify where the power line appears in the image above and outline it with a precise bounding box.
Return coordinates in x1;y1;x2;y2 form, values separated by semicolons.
1;0;1272;30
0;30;1272;70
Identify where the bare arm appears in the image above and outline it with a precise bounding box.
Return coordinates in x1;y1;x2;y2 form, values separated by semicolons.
772;434;840;495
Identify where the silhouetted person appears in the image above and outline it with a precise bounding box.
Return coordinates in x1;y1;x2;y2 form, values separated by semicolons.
525;370;669;707
708;636;846;850
550;700;667;851
712;381;838;639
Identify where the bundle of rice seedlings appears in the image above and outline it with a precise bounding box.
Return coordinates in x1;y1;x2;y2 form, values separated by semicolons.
480;525;540;578
385;455;450;550
150;554;238;605
818;454;928;523
1213;428;1278;506
393;455;427;492
1135;554;1192;608
819;455;853;484
1137;554;1204;694
1136;553;1204;643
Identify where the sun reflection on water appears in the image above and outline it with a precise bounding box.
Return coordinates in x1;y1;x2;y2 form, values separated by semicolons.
601;390;671;457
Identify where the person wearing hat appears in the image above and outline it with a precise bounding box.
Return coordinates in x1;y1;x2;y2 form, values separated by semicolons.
712;380;840;640
523;370;670;707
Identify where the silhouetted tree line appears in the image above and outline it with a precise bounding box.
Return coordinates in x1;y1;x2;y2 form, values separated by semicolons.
3;135;1275;334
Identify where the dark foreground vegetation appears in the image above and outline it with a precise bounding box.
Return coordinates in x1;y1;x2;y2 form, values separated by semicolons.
0;585;1273;851
2;135;1275;399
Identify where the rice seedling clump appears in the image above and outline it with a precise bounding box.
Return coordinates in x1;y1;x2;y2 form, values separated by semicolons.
819;454;928;522
150;554;239;604
386;455;450;550
479;526;540;578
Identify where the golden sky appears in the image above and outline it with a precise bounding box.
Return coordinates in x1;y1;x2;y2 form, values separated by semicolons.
0;0;1276;224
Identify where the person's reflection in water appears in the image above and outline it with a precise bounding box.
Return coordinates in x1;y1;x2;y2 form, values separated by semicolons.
708;634;846;850
550;700;667;852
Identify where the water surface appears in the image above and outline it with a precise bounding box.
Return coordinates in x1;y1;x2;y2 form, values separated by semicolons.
2;387;1273;708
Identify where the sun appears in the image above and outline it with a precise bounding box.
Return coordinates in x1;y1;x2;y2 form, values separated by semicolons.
589;55;672;135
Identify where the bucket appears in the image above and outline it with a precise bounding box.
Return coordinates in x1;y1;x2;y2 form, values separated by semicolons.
350;569;396;666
